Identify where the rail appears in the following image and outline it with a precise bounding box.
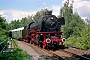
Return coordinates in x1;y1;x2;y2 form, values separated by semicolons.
0;40;8;53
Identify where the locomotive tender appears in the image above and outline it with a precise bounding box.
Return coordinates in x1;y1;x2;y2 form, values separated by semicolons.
9;11;66;49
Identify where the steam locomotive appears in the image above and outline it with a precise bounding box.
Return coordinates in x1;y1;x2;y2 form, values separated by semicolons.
9;11;66;49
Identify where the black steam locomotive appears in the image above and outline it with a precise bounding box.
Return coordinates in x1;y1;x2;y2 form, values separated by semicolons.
23;11;65;49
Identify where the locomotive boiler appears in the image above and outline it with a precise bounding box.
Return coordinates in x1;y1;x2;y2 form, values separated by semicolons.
29;11;65;32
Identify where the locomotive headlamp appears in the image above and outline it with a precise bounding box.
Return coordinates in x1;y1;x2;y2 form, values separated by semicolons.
46;38;51;43
62;38;66;42
41;34;43;35
51;17;53;20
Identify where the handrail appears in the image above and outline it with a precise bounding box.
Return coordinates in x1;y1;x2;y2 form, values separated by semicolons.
0;40;8;53
0;44;8;52
0;40;7;45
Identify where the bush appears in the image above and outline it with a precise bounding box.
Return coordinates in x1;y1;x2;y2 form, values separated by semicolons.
65;37;90;50
0;40;31;60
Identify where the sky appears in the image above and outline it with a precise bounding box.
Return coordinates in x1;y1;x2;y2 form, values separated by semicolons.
0;0;90;23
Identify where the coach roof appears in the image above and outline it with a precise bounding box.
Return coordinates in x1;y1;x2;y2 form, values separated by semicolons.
10;27;24;32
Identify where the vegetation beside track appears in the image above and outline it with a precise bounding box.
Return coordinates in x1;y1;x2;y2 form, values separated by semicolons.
58;0;90;50
0;40;31;60
0;16;8;42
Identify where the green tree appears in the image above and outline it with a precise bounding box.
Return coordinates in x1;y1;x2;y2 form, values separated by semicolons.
58;0;90;49
0;15;8;41
58;0;84;38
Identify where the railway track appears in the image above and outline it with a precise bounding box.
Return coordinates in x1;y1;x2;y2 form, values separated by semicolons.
51;49;90;60
21;41;90;60
31;44;65;60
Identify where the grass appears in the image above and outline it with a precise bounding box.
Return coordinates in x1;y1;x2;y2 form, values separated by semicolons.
0;39;31;60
